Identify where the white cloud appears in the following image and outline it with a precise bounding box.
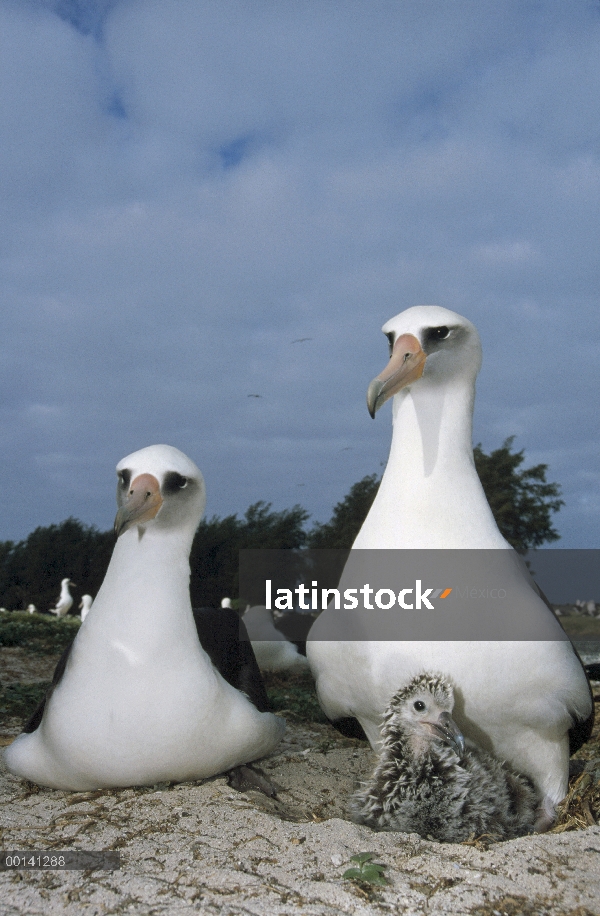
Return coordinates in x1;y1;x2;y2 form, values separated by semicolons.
472;240;539;265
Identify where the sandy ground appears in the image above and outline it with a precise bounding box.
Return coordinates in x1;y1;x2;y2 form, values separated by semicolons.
0;647;62;685
1;650;599;915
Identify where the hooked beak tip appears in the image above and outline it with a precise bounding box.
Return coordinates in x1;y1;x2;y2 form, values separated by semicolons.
432;712;465;758
366;378;384;418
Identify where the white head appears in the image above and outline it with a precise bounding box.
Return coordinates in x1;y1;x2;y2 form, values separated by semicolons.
114;445;206;541
384;673;465;758
367;306;482;417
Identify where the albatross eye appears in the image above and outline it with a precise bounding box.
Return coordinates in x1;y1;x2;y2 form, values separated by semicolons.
118;469;131;490
425;325;450;343
413;700;426;712
163;472;189;493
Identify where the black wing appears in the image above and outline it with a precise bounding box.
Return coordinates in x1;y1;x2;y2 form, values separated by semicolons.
22;641;74;734
329;716;368;741
192;607;271;713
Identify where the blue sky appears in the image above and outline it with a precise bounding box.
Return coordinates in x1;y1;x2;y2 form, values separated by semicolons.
1;0;599;547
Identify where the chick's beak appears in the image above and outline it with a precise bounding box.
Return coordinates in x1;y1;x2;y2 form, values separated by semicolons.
427;711;465;757
114;473;163;538
367;333;426;418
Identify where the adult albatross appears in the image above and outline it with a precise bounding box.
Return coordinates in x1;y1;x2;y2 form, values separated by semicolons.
307;305;593;830
5;445;284;790
242;605;309;672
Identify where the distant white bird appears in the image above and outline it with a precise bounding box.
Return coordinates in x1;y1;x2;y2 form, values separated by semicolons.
221;597;233;609
27;604;36;615
79;595;93;622
243;605;309;672
0;607;7;613
49;579;74;618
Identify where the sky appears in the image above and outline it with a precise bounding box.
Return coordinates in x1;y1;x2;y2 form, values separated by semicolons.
1;0;599;548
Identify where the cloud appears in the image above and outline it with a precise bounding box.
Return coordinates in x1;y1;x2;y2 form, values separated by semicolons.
0;1;599;546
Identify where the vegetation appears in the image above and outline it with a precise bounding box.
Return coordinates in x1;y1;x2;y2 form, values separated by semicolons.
0;682;49;721
190;501;308;608
558;615;600;640
473;437;563;552
342;853;389;886
0;519;113;612
308;475;379;549
262;669;327;723
0;612;80;653
0;438;563;608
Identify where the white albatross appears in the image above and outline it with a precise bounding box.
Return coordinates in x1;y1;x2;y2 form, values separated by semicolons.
49;579;74;618
79;595;93;622
307;305;593;830
242;605;309;672
5;444;284;790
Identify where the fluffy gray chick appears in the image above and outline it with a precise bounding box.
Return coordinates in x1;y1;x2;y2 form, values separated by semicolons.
350;673;539;842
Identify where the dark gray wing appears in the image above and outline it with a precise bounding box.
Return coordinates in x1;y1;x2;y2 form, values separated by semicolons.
192;607;271;712
22;641;73;734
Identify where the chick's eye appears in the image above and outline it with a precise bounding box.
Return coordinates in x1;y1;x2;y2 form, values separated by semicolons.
413;700;426;712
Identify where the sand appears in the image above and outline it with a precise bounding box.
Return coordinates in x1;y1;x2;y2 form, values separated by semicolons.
1;715;599;916
1;644;599;915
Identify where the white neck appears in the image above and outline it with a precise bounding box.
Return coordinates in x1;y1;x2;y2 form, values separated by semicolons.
354;377;508;549
87;524;198;655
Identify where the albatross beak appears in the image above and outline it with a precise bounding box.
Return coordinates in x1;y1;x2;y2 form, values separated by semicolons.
427;711;466;757
114;473;163;538
367;333;427;417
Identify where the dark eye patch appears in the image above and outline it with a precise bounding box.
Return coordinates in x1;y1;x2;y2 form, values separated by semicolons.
424;326;450;345
385;331;395;356
118;469;131;490
163;471;189;494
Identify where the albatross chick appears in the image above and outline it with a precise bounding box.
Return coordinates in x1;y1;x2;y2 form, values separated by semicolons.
351;673;539;842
